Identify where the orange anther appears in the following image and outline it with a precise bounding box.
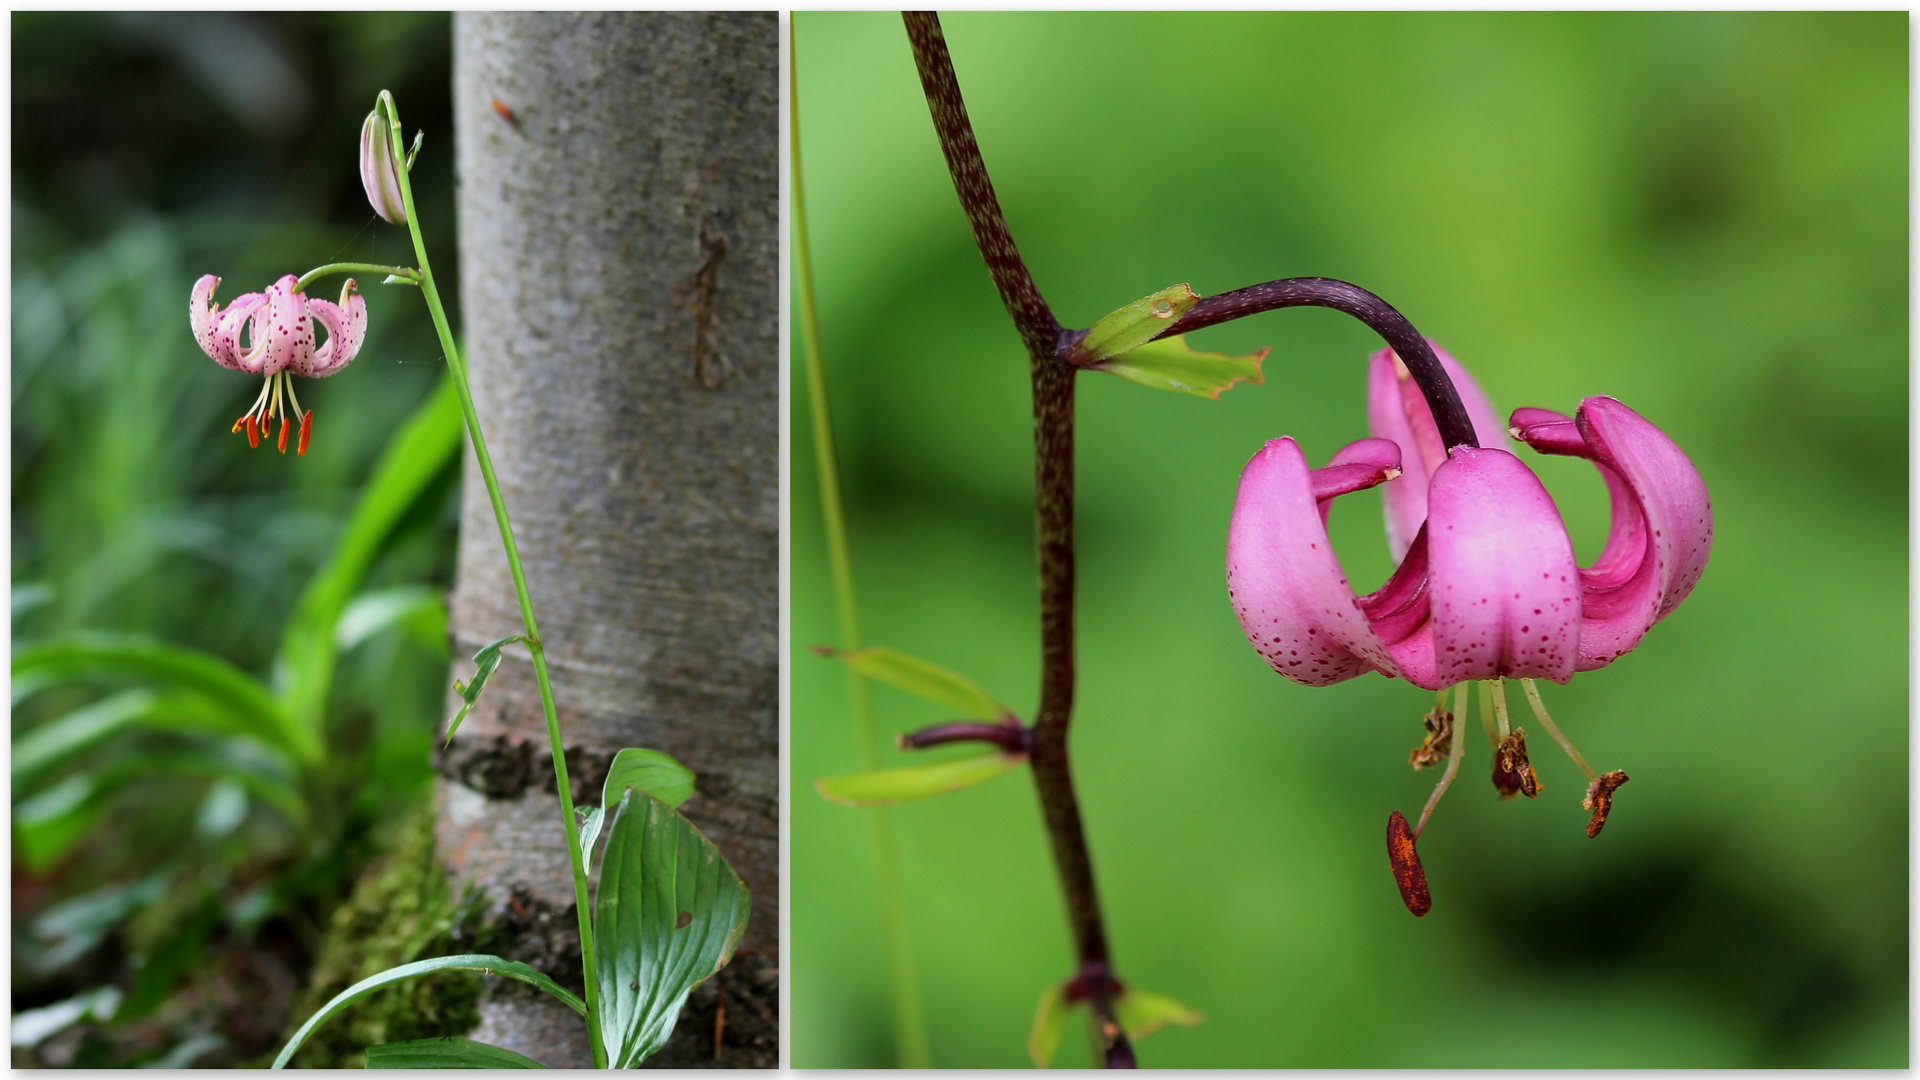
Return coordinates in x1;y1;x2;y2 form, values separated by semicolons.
297;410;312;457
276;415;290;453
231;416;246;434
1386;810;1431;917
245;414;259;448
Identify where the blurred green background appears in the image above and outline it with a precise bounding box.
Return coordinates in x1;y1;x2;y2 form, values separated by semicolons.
792;11;1906;1069
13;13;461;1065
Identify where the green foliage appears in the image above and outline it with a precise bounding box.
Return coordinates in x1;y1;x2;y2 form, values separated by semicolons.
794;10;1907;1068
592;789;752;1067
579;748;701;862
442;633;524;747
816;748;1026;806
1075;282;1198;363
819;645;1012;721
1090;334;1268;399
365;1037;548;1068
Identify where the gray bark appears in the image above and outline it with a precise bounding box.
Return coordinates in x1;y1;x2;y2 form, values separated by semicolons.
439;13;778;1069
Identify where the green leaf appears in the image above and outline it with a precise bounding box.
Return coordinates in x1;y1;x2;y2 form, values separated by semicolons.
12;689;157;787
334;586;446;652
13;747;310;871
444;635;524;746
1115;986;1203;1041
603;748;697;810
820;646;1010;721
1028;983;1071;1068
1076;283;1199;364
12;633;312;762
815;747;1025;807
365;1037;548;1069
1090;334;1267;399
594;790;751;1068
583;748;700;863
272;955;585;1069
275;376;462;749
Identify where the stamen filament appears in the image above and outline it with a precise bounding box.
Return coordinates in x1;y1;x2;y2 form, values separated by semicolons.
1477;680;1499;746
1520;678;1598;781
1413;684;1469;836
1489;677;1512;738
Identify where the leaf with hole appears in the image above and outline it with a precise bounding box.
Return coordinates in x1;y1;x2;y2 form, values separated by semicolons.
272;955;585;1068
815;747;1026;806
594;789;751;1067
818;645;1010;721
1075;283;1200;364
1090;334;1267;399
364;1037;547;1068
444;635;524;746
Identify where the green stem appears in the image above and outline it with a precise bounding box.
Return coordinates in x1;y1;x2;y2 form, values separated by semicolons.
294;262;418;292
790;37;932;1069
381;92;606;1068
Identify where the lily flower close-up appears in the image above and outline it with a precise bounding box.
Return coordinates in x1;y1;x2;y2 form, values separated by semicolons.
1226;343;1712;913
189;272;367;455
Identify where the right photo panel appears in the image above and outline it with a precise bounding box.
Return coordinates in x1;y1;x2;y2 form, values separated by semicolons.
791;11;1906;1069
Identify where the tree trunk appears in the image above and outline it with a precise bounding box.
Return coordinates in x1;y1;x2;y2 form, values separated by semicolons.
438;13;778;1069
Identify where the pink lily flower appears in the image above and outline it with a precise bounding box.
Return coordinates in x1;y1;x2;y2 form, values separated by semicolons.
1226;342;1712;912
190;273;366;455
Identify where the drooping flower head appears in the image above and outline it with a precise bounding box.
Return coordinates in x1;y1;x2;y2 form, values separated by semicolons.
189;273;366;455
1226;342;1711;913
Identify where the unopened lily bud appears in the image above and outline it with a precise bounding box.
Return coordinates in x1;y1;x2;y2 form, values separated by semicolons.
360;109;406;224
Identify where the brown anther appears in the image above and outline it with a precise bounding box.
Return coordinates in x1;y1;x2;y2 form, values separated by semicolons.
276;415;290;453
1386;810;1431;917
245;414;259;448
1496;729;1541;799
1409;707;1453;770
297;410;312;456
1583;770;1629;838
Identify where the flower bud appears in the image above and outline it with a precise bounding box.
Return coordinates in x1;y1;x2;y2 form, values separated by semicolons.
360;109;407;224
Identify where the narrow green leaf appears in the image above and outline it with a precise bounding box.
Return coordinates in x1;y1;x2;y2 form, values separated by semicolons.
444;635;524;747
1090;334;1267;399
275;376;462;748
365;1037;548;1069
1028;983;1072;1068
13;776;106;872
820;646;1009;721
1076;283;1199;364
12;689;157;787
815;748;1025;807
272;955;585;1069
12;633;311;762
595;790;751;1068
334;586;446;652
1115;986;1204;1042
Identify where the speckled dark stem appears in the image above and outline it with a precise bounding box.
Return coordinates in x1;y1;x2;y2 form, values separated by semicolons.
903;11;1133;1069
1160;277;1481;450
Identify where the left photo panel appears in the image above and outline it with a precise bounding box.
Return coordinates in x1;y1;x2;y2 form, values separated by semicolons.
12;12;779;1068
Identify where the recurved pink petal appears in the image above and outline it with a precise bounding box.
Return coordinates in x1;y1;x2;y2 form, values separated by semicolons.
1228;438;1401;686
190;275;229;366
212;292;268;374
1367;343;1508;561
1423;447;1580;686
300;279;367;377
227;276;306;375
1512;397;1712;670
